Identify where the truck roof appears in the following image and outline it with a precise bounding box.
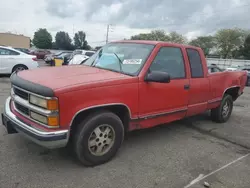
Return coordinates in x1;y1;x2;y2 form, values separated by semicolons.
112;40;198;49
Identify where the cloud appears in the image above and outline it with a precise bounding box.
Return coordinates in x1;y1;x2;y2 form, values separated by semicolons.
0;0;249;46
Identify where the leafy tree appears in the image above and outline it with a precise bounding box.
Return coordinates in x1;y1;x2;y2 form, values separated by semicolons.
168;31;187;44
242;34;250;60
55;31;73;50
32;28;52;49
189;36;215;56
51;42;57;49
73;31;91;50
215;28;247;59
131;30;170;41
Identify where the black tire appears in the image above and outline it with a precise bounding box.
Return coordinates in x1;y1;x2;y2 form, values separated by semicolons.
12;65;28;73
73;111;124;166
211;94;233;123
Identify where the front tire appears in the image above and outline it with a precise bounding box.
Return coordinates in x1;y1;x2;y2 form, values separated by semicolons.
211;94;233;123
73;111;124;166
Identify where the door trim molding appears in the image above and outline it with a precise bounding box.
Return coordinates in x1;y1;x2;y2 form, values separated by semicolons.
131;107;187;121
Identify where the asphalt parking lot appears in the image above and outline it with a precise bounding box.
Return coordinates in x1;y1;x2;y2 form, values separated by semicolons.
0;64;250;188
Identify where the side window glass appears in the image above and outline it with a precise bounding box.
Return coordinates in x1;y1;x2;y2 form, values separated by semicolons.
9;50;20;55
0;48;19;55
150;47;185;79
186;48;204;78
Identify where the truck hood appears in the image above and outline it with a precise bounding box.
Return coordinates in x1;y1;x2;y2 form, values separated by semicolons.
13;65;135;95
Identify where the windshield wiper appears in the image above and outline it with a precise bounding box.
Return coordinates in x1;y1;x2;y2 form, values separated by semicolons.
113;52;124;74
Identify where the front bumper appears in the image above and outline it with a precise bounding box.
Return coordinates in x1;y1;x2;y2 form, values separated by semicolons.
1;97;69;149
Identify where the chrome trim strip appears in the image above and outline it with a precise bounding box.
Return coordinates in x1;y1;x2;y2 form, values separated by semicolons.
135;107;188;121
208;98;222;104
4;97;68;137
12;101;60;129
11;87;59;129
188;102;207;107
12;94;58;116
69;103;133;127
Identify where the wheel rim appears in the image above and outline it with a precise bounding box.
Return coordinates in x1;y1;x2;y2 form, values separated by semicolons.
88;124;115;156
16;67;25;72
222;101;230;118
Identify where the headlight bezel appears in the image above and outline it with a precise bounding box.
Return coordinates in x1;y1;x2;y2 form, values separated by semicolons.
29;94;58;111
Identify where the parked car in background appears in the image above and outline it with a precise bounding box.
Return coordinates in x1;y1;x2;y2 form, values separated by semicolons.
67;54;89;65
2;40;247;166
225;65;241;71
14;48;31;55
208;64;223;73
30;49;51;59
45;51;72;64
70;49;95;58
62;53;72;65
0;45;39;74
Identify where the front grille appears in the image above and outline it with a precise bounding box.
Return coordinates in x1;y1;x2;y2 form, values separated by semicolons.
15;102;29;116
13;87;29;100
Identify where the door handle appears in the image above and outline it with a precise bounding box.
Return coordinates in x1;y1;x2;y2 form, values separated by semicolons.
184;84;190;90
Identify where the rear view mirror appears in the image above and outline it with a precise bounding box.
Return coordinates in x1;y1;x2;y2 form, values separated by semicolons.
145;71;170;83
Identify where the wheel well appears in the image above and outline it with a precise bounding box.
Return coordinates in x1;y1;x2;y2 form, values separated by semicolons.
224;87;240;101
70;105;131;137
12;64;28;73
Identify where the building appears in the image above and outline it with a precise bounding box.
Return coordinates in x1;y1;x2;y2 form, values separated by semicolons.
0;33;30;49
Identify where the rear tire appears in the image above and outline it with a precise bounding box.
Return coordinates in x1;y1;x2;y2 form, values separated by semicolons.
73;111;124;166
211;94;233;123
12;65;28;73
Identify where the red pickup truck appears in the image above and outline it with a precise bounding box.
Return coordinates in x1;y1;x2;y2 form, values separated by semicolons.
2;40;247;166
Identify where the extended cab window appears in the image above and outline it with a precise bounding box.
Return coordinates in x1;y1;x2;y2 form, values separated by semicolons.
150;47;185;79
186;48;204;78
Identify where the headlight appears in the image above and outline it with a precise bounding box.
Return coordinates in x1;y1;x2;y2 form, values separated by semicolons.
30;111;59;127
29;95;58;110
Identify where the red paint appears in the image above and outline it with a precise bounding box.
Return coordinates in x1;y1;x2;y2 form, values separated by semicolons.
15;40;247;131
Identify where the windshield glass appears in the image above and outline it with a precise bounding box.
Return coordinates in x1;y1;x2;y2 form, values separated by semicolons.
84;42;154;76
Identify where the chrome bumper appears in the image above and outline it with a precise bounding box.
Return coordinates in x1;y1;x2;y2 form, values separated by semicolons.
1;97;69;149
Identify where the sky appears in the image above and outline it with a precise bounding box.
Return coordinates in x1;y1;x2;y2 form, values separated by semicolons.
0;0;249;47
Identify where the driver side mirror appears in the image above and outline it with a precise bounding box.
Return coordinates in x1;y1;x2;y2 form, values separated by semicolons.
145;71;171;83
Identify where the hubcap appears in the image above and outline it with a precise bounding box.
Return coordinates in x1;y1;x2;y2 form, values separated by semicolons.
88;124;115;156
222;101;230;117
16;67;25;71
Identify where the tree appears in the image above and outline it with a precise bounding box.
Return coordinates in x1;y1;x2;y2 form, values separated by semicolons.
32;28;52;49
131;30;170;41
168;31;187;44
74;31;89;50
215;28;247;59
189;36;215;56
242;34;250;60
55;31;73;50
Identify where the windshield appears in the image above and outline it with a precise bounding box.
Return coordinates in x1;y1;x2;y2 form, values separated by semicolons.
84;42;155;76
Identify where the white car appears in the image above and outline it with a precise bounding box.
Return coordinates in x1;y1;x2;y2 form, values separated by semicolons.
0;46;39;74
70;49;95;59
225;65;240;71
68;54;89;65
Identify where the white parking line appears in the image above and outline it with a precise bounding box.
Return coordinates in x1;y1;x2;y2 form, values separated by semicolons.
184;153;250;188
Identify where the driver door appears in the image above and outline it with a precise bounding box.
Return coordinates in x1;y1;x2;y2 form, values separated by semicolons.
138;46;189;128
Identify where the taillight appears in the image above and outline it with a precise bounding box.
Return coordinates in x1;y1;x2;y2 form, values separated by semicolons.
32;57;37;61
